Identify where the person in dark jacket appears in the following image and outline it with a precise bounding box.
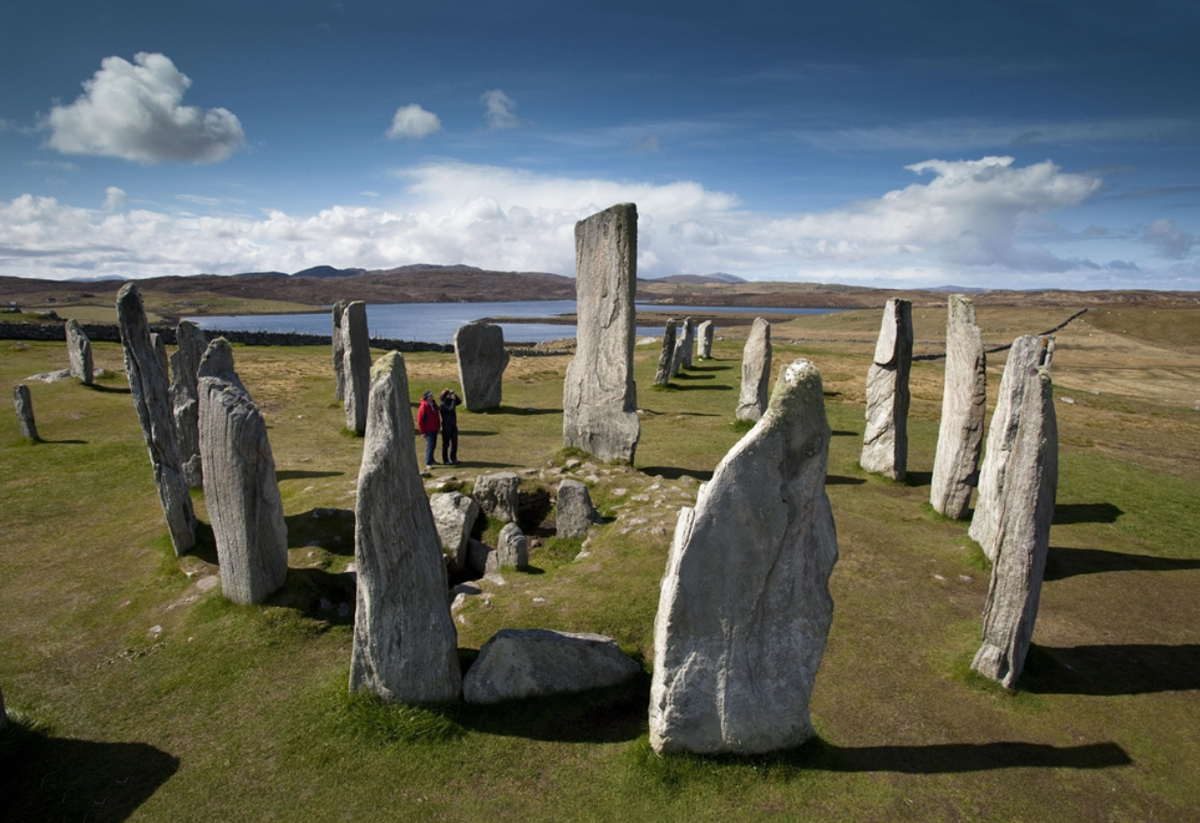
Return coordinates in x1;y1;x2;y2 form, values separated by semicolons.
439;388;462;465
417;390;441;468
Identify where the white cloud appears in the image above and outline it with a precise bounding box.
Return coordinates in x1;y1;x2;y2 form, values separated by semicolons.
102;187;126;211
45;53;245;164
482;90;519;130
1143;218;1196;259
387;104;441;139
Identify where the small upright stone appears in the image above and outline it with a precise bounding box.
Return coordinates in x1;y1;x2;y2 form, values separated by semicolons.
696;320;714;359
170;320;207;488
653;319;677;387
197;339;288;605
473;472;520;523
13;384;38;440
556;478;598;539
454;322;509;411
342;301;371;435
860;299;913;480
735;317;772;422
495;522;529;569
562;203;641;463
332;300;348;401
430;491;480;573
350;351;461;703
930;295;987;519
972;368;1058;688
65;319;93;385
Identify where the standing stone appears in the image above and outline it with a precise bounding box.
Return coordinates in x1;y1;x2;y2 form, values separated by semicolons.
670;331;687;378
930;295;987;519
735;318;773;422
197;339;288;605
860;299;913;480
150;333;169;377
971;368;1058;688
65;319;93;385
556;478;598;539
170;320;207;489
970;335;1053;560
454;322;509;411
653;319;677;387
697;320;714;359
650;359;838;755
332;300;348;401
349;351;461;703
473;472;520;523
342;301;371;435
13;384;38;440
495;522;529;570
680;316;695;369
430;491;480;573
116;283;196;556
562;203;641;463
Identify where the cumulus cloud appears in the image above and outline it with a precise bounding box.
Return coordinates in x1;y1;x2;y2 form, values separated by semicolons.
45;53;245;164
482;90;519;130
1143;218;1196;258
102;187;127;211
387;104;441;139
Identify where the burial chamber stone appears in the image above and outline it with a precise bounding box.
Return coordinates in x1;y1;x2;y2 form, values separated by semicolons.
650;358;838;755
735;317;772;422
197;338;288;605
930;295;986;519
860;299;913;480
653;318;677;387
13;384;38;441
342;301;371;435
562;203;640;463
495;522;529;570
430;491;480;573
171;319;207;489
473;472;520;523
556;478;598;539
454;322;509;411
65;319;93;385
349;351;461;703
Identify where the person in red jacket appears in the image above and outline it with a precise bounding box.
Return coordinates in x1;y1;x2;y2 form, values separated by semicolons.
417;390;441;469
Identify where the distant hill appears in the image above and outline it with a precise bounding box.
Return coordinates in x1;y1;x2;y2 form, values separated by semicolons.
290;266;367;279
653;273;748;284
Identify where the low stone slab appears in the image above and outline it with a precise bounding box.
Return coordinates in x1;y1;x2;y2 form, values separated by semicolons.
65;319;93;385
556;479;598;539
473;472;520;523
496;522;529;569
455;322;509;411
463;628;640;704
13;384;38;440
430;491;480;573
735;317;772;422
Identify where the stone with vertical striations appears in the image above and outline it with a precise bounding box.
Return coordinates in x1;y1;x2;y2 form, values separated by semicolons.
653;319;677;387
562;203;641;463
430;491;480;573
332;300;348;401
681;316;695;369
860;299;913;480
65;319;93;385
150;332;169;377
650;358;838;755
930;295;987;519
735;317;773;422
473;472;520;523
455;322;509;411
556;478;598;539
496;522;529;569
697;320;714;359
342;301;371;435
13;384;38;440
972;368;1058;688
349;351;461;703
171;320;207;488
197;338;288;605
117;283;196;556
970;335;1054;560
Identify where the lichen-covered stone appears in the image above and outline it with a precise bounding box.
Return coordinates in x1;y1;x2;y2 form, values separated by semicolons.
430;491;481;573
170;320;207;488
65;319;93;385
455;322;509;411
653;319;677;387
13;384;38;441
473;472;519;523
697;320;714;359
556;478;598;539
735;317;772;422
860;299;913;480
495;522;529;569
342;301;371;435
463;629;639;704
930;295;987;519
332;300;347;401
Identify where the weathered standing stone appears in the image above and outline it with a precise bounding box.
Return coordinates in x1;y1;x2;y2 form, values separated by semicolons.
197;339;288;605
454;322;509;411
13;384;38;440
495;522;529;569
463;629;640;704
473;472;520;523
430;491;481;573
653;319;677;387
562;203;641;463
150;333;169;377
65;319;93;385
860;299;913;480
556;478;598;538
349;350;461;703
670;330;687;378
735;318;772;422
117;283;196;556
680;316;695;369
970;335;1053;560
971;368;1058;688
697;320;714;359
342;301;371;435
170;320;207;488
650;359;838;755
930;295;987;519
332;300;347;401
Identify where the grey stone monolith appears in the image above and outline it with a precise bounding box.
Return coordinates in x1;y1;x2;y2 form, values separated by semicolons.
473;472;519;523
697;320;714;359
463;629;640;704
171;320;207;488
430;491;480;573
332;300;348;401
970;335;1054;560
349;350;461;703
930;295;987;519
653;319;677;387
650;358;838;755
116;283;196;556
556;479;598;539
13;384;38;440
681;317;695;369
150;332;169;377
860;299;913;480
454;322;509;411
971;368;1058;688
562;203;641;463
496;522;529;569
735;318;772;422
65;319;93;385
670;329;687;378
342;301;371;435
197;339;288;605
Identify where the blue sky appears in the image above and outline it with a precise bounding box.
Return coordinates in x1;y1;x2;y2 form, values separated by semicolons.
2;0;1198;289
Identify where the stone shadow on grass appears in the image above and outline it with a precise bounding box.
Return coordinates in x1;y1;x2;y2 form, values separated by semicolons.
284;509;356;557
1019;643;1200;695
830;429;858;437
903;471;933;488
1044;547;1200;581
1053;502;1124;525
639;466;714;482
88;383;132;394
801;738;1132;773
271;566;358;627
471;406;561;416
825;475;866;485
276;469;344;481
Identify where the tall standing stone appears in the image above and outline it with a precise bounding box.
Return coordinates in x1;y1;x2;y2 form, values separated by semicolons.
860;299;913;480
455;322;509;411
13;384;38;441
930;295;987;519
650;359;838;755
735;317;772;422
970;335;1053;560
150;333;169;377
197;339;288;605
697;320;714;359
65;319;93;385
653;319;677;387
971;368;1058;688
117;283;196;556
349;351;461;703
680;316;695;370
562;203;640;463
342;301;371;435
332;300;348;401
171;320;207;489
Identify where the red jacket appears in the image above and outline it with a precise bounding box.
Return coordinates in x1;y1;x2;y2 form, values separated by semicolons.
417;398;440;434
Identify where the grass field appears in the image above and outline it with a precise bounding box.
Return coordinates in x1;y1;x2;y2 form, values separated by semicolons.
2;303;1199;822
